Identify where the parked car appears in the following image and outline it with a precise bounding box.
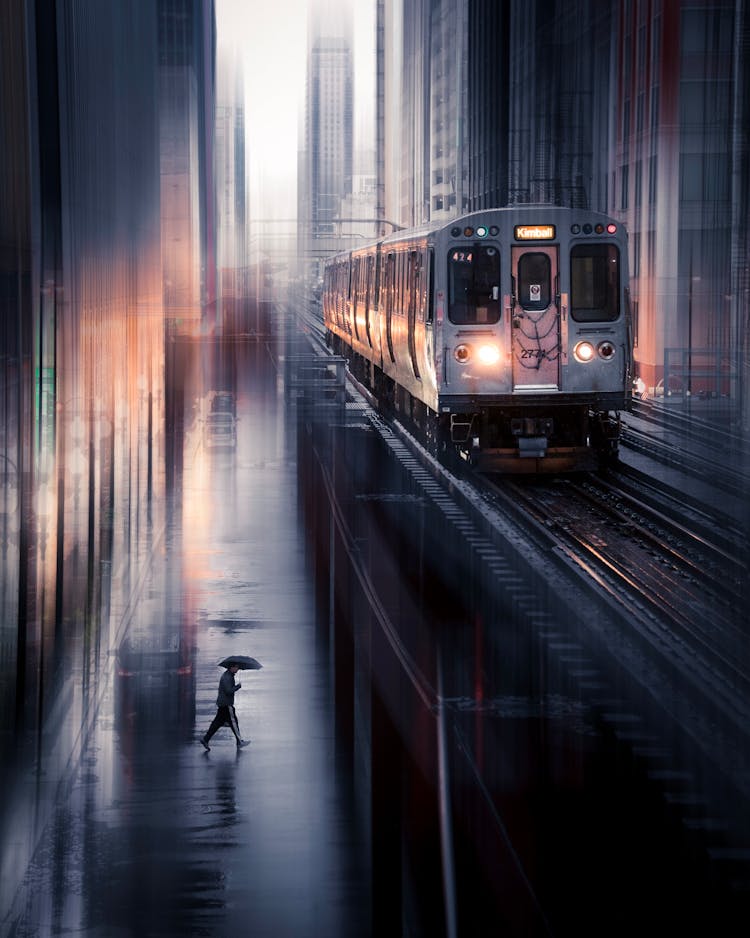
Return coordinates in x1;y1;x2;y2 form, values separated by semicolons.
204;411;237;449
208;390;236;417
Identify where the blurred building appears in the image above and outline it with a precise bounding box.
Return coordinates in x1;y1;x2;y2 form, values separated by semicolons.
0;0;165;739
215;41;248;313
0;0;219;745
614;0;748;404
298;0;354;282
159;0;217;334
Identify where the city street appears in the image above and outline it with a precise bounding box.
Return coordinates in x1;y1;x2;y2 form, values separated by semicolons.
3;341;369;937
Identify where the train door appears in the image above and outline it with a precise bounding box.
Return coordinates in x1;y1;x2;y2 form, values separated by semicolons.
364;254;374;348
511;246;560;389
407;251;420;378
385;252;396;363
351;257;361;341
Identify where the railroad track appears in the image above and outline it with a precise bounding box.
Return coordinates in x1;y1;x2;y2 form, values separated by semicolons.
605;460;748;558
622;400;750;498
483;473;750;743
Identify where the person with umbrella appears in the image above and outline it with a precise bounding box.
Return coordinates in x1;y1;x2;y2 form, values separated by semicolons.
199;656;260;751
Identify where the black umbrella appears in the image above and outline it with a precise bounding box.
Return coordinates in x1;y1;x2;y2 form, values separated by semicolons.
218;655;262;670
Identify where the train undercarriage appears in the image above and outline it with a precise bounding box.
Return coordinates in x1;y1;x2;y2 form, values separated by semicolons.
337;340;622;474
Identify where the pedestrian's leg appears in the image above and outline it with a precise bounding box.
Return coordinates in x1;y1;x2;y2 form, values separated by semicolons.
227;705;244;745
202;708;227;749
205;709;226;742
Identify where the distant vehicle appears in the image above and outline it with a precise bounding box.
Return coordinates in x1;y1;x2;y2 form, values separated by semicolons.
204;411;237;449
208;390;236;417
323;206;633;472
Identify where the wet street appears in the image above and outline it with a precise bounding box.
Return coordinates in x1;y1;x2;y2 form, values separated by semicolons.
2;337;369;937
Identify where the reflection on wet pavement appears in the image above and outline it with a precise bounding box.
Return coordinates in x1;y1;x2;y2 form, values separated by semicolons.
2;340;369;937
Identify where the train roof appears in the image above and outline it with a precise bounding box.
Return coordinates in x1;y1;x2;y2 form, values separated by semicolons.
329;205;625;264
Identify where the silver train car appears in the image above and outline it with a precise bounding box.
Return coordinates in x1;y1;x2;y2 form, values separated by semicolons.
323;207;633;472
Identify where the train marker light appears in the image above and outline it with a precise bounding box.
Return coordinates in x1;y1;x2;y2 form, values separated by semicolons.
607;223;617;234
570;224;581;234
598;341;616;360
595;223;605;233
463;226;475;237
490;225;499;236
476;226;488;238
573;341;595;363
477;344;501;365
454;344;472;363
451;226;461;237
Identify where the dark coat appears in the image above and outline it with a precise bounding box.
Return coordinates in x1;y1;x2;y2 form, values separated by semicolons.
216;669;240;707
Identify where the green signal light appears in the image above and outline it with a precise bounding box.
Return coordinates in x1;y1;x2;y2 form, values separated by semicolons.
476;226;488;238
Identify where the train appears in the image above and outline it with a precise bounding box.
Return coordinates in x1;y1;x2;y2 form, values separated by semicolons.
322;206;633;472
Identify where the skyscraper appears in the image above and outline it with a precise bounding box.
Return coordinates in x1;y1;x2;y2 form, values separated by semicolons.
299;0;354;281
215;41;248;312
158;0;217;334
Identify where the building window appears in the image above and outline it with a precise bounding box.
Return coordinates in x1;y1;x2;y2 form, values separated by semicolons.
634;160;642;207
636;92;645;133
648;154;658;205
679;153;731;203
650;86;659;134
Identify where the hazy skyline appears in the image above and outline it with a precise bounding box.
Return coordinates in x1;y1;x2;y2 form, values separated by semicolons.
217;0;374;223
218;0;307;222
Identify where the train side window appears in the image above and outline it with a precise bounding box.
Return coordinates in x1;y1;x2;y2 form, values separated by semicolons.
373;252;381;309
448;246;500;324
413;251;425;322
517;252;551;310
385;252;396;362
570;244;620;322
426;250;434;324
399;252;406;314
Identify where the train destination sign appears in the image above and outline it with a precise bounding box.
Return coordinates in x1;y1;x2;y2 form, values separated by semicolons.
514;224;556;240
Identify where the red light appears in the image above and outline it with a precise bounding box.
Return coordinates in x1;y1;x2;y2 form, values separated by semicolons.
606;223;617;234
463;226;474;237
177;664;193;675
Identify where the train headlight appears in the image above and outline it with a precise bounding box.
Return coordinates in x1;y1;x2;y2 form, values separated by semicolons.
598;341;616;360
477;344;501;365
573;341;596;363
454;344;472;364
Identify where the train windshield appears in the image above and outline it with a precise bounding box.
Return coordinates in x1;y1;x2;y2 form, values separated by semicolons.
570;244;620;322
448;246;501;324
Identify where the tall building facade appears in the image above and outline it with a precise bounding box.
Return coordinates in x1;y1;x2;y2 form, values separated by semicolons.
0;0;167;770
158;0;217;334
299;0;354;281
613;0;749;402
215;42;248;309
